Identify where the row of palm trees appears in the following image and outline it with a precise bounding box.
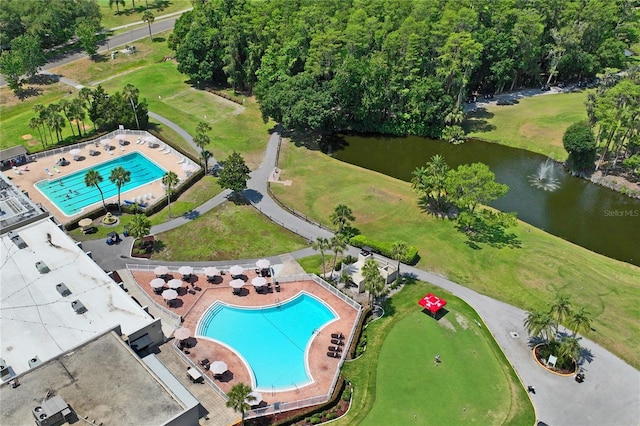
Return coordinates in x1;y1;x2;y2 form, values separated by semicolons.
29;99;88;149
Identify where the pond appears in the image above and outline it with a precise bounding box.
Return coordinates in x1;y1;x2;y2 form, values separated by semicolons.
330;135;640;267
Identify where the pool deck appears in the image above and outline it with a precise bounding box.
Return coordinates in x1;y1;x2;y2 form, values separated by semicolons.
5;134;195;223
130;269;360;406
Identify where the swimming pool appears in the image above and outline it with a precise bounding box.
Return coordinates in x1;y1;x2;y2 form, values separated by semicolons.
196;292;337;391
35;152;166;216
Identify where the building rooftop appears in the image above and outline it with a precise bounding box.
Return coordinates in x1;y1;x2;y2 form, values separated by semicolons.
0;331;186;426
1;216;156;376
0;173;49;233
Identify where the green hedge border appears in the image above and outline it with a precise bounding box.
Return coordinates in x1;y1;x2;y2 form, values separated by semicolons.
350;235;419;265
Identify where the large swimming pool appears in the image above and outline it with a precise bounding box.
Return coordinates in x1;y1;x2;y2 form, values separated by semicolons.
196;292;337;391
35;152;166;216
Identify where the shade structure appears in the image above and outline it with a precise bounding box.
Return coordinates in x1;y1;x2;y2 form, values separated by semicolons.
69;148;81;156
229;279;244;289
154;266;169;276
251;277;267;287
210;361;228;375
150;278;165;289
78;218;92;228
256;259;270;270
203;266;220;277
174;327;191;341
229;265;244;276
167;279;183;289
418;293;447;314
178;266;193;276
246;391;263;405
162;289;178;300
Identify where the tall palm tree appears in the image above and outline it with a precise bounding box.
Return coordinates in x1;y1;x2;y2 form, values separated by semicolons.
69;98;87;137
225;383;254;425
330;204;355;235
162;171;179;218
523;309;554;342
549;294;572;338
109;0;125;14
142;10;155;40
84;170;107;212
362;257;385;306
123;84;140;129
312;237;330;278
411;166;428;192
390;241;408;280
28;117;46;150
566;307;592;337
58;98;75;137
330;235;347;276
194;121;211;168
558;336;582;367
109;166;131;213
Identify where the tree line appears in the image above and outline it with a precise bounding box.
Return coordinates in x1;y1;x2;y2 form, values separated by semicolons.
169;0;638;138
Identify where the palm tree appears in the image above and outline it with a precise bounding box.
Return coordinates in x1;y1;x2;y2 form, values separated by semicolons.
566;307;592;337
109;166;131;213
523;309;554;342
58;98;75;137
28;117;46;150
225;383;254;425
142;10;155;40
194;121;211;168
549;294;572;338
84;170;107;212
330;204;355;235
329;235;347;276
109;0;125;14
362;257;385;306
411;166;428;192
128;214;151;243
123;84;140;129
69;98;87;137
390;241;408;280
558;336;582;367
162;171;179;218
312;237;330;278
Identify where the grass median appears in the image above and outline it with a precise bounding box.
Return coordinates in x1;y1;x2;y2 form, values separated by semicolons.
271;139;640;369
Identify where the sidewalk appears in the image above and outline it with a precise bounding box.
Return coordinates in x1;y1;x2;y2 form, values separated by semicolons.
107;8;192;32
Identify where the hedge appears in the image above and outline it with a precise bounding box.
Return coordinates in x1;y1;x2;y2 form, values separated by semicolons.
349;235;419;265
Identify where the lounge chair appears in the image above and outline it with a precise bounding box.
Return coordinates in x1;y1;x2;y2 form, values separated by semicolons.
45;168;53;176
163;148;172;154
331;339;345;346
177;157;186;164
327;352;341;359
53;166;60;173
119;145;125;151
275;282;281;292
328;346;342;352
13;167;21;175
21;165;29;172
331;333;344;340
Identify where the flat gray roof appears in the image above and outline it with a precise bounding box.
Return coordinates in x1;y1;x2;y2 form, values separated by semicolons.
0;331;186;426
0;173;48;233
0;145;27;162
1;217;155;376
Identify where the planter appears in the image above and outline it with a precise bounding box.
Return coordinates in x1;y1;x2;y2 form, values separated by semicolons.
131;236;154;259
532;344;577;376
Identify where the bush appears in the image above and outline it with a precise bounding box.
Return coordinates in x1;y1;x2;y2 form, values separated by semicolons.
341;387;351;402
325;412;336;420
343;254;357;265
334;260;342;271
310;414;321;424
350;235;419;264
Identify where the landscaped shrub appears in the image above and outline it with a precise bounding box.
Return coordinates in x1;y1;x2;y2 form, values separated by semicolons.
341;387;351;402
343;254;357;265
350;235;419;264
309;414;321;424
325;412;336;420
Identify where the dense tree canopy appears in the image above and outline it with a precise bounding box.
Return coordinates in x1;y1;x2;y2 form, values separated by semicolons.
170;0;638;138
562;121;597;172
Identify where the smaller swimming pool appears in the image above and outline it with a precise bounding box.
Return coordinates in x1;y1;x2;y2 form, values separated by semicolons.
197;292;337;391
35;151;166;216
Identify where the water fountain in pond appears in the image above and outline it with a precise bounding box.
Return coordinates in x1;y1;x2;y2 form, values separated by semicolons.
529;157;560;191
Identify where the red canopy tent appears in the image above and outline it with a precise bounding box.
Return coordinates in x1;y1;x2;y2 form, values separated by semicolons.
418;293;447;315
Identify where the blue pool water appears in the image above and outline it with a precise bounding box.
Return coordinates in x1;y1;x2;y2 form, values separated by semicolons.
197;292;337;391
35;152;166;216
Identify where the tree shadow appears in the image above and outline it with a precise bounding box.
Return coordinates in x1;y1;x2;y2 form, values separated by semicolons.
182;210;200;220
456;212;521;249
27;74;58;85
152;37;166;43
90;53;109;63
462;108;497;134
151;239;166;253
16;86;43;101
242;188;263;204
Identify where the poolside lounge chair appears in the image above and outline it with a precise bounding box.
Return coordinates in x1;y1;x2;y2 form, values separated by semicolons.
163;148;172;154
331;333;344;340
331;339;345;346
21;165;29;172
275;282;281;292
53;166;60;173
327;352;341;359
119;145;125;151
177;157;186;164
13;166;21;175
45;168;53;176
328;346;342;352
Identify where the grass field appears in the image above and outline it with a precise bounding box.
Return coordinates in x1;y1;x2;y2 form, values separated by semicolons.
464;91;588;161
329;278;534;425
271;140;640;369
97;0;192;31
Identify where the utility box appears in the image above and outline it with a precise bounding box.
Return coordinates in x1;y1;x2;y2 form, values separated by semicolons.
71;300;87;314
33;395;72;426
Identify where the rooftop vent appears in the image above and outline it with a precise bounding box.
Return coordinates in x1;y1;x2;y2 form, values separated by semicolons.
8;231;27;249
55;283;71;297
35;261;50;274
28;356;42;368
33;395;72;426
71;300;87;314
0;358;10;379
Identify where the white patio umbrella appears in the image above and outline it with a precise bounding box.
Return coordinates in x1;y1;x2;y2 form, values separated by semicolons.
154;266;169;276
150;278;165;289
256;259;270;270
100;139;112;149
229;279;244;289
229;265;244;276
174;327;191;341
69;148;81;156
203;266;219;277
251;277;267;287
178;266;193;276
162;289;178;300
167;279;183;289
209;361;228;375
78;218;92;228
246;391;263;405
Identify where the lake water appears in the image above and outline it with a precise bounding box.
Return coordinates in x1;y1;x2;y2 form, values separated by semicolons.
331;135;640;266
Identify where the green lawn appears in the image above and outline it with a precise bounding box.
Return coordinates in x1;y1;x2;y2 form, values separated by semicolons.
271;140;640;369
326;278;534;425
464;91;588;161
152;202;309;261
97;0;192;31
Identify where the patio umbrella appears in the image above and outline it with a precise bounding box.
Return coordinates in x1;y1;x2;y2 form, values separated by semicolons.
203;266;220;277
150;278;165;289
229;265;244;276
78;218;92;228
246;391;263;405
209;361;228;375
69;148;81;156
181;163;197;172
168;279;183;289
162;289;178;300
229;279;244;289
100;139;112;149
154;266;169;276
178;266;193;276
174;327;191;341
256;259;270;270
251;277;267;287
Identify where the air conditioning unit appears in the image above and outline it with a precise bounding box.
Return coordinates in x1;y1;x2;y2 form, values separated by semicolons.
55;283;71;297
8;231;27;249
28;356;42;368
36;261;50;274
33;395;72;426
71;300;87;314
